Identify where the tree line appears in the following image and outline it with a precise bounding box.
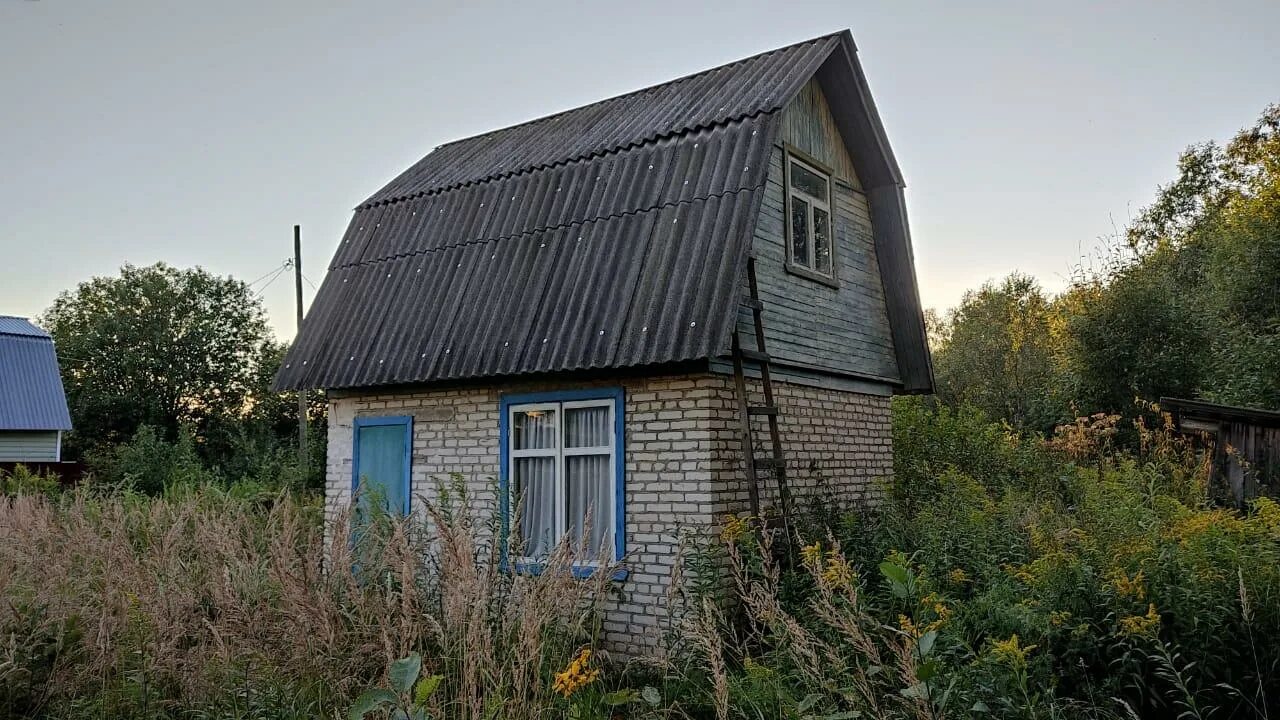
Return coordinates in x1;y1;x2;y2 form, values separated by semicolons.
41;263;322;492
931;103;1280;433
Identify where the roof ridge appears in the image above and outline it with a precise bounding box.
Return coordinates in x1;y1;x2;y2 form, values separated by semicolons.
428;30;843;153
362;108;779;209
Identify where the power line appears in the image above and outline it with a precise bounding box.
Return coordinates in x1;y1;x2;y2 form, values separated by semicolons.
254;266;290;297
301;272;318;291
246;260;291;289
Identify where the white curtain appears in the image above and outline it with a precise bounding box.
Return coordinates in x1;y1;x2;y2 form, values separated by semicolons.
515;456;555;558
565;406;612;557
513;409;556;558
514;409;557;450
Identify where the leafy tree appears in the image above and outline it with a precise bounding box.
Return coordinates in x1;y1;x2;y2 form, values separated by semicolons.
1071;103;1280;412
42;263;277;462
931;273;1070;432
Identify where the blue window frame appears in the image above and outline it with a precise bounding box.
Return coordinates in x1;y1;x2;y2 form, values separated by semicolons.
499;388;626;580
352;415;413;517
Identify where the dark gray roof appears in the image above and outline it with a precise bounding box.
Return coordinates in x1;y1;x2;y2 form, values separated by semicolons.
0;316;72;431
276;30;932;393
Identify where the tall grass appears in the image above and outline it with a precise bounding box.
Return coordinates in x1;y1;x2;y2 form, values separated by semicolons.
0;480;620;719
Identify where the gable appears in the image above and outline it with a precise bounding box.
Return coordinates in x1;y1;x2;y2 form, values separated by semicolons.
779;78;861;189
739;81;899;384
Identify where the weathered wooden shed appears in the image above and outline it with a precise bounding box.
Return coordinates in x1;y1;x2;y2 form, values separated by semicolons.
0;316;72;466
276;30;932;654
1163;397;1280;505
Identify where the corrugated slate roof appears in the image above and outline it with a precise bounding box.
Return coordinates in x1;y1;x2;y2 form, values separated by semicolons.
362;34;839;207
0;317;73;431
275;30;932;393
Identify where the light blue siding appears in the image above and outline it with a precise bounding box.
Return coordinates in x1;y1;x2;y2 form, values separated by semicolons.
0;431;60;462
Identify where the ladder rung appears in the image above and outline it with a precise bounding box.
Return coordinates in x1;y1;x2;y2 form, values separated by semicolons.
747;405;778;416
737;348;770;364
742;298;764;312
754;458;785;471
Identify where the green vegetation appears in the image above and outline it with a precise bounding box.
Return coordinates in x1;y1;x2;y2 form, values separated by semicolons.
4;401;1278;718
39;262;323;491
932;104;1280;432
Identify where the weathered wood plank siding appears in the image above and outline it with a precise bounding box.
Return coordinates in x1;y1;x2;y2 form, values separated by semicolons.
0;431;59;462
738;79;899;383
779;78;861;188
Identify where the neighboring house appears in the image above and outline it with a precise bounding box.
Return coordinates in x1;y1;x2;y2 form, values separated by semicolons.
276;30;932;654
1163;397;1280;505
0;316;72;464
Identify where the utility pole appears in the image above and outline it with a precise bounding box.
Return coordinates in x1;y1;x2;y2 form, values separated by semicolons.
294;224;308;474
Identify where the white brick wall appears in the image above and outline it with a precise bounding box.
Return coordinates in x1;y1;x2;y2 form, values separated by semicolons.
325;371;892;656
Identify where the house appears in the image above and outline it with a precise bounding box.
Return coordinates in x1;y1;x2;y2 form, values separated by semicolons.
275;30;932;655
1162;397;1280;505
0;316;73;467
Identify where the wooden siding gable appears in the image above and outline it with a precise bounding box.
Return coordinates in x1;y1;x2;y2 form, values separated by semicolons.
739;78;900;385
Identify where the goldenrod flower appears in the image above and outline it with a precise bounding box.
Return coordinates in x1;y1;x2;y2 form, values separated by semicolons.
1108;569;1146;600
990;634;1036;670
719;515;751;543
800;542;823;568
821;550;855;588
948;568;970;584
1119;604;1161;639
552;648;600;697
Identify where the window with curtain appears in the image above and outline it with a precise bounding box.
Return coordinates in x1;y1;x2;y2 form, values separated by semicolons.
503;391;621;566
785;152;835;279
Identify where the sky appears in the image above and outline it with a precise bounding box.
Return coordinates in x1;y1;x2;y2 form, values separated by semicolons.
1;1;1277;339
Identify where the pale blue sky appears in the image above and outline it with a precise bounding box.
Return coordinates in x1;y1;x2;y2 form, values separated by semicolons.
2;1;1277;339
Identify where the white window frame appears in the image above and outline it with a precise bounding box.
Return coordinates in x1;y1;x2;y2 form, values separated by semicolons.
507;398;617;565
784;150;837;282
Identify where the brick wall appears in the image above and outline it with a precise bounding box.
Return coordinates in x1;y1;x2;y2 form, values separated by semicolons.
325;371;893;656
708;375;894;519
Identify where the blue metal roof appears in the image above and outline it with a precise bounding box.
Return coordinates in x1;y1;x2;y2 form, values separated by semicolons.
0;316;73;431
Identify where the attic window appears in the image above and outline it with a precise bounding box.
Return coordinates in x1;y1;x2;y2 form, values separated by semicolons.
784;151;836;282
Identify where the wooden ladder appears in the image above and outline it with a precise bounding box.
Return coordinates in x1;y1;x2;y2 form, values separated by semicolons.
731;256;795;533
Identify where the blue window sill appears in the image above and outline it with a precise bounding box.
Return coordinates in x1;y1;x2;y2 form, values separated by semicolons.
509;561;629;582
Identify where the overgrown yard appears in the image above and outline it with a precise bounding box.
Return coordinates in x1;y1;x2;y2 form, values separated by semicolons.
2;400;1279;719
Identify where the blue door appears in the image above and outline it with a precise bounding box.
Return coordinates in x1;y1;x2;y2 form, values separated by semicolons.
352;416;412;517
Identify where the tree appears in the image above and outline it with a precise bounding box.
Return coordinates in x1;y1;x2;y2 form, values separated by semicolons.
932;273;1069;432
1073;103;1280;412
42;263;275;460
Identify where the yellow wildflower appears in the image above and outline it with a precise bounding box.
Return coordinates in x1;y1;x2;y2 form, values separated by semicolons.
1049;610;1072;627
552;648;600;697
990;634;1036;670
932;602;952;624
720;515;751;543
1119;604;1161;639
1166;510;1246;546
898;614;920;638
1108;569;1147;600
821;550;856;588
800;542;822;568
948;568;970;585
